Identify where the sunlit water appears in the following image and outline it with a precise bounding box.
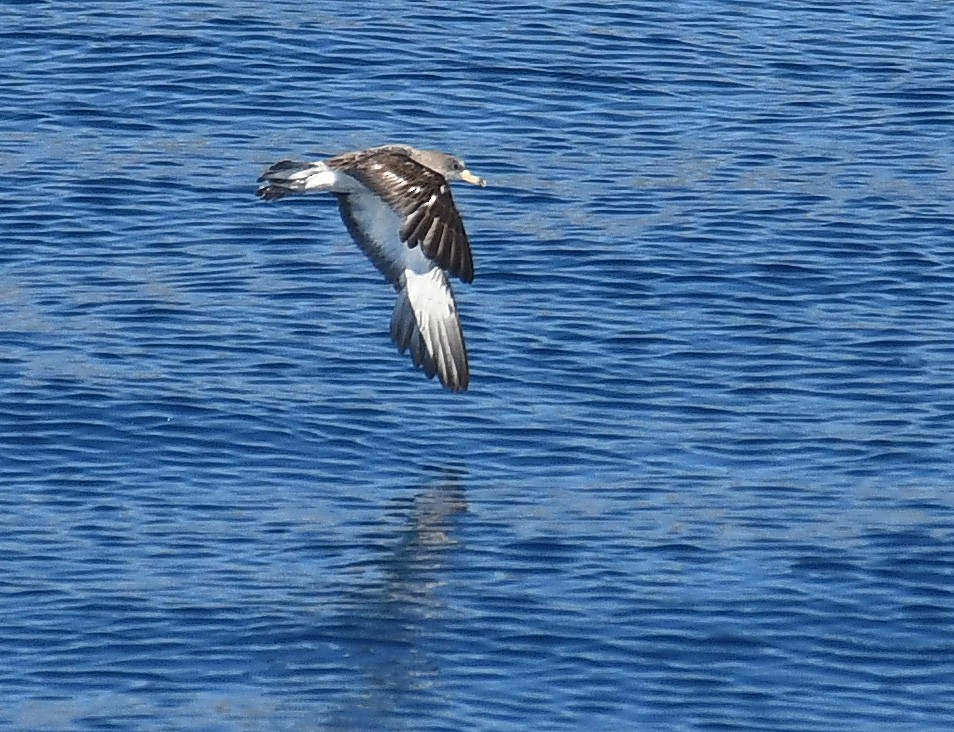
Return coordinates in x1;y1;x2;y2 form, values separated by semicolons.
1;2;952;730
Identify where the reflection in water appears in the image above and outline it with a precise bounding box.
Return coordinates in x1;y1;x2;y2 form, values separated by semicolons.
322;476;468;730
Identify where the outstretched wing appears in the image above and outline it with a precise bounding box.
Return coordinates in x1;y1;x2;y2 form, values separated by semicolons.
325;149;475;283
391;268;469;392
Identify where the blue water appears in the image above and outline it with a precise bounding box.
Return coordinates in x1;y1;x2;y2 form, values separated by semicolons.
2;1;953;729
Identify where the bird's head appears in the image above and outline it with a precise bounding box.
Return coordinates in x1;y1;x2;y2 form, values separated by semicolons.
411;149;487;187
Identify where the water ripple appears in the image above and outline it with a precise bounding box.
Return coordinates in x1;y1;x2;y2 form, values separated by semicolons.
2;0;953;730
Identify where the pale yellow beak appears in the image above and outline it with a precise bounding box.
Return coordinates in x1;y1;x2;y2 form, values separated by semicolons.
460;169;487;187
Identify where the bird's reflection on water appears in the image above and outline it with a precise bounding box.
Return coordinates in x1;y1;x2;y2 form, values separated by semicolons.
320;475;468;730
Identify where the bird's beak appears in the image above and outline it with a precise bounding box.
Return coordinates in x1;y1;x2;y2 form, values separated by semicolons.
460;169;487;187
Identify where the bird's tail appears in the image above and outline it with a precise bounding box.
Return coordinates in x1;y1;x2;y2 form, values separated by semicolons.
256;160;337;201
391;268;469;392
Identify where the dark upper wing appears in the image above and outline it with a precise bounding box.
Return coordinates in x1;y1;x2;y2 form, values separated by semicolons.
325;149;475;283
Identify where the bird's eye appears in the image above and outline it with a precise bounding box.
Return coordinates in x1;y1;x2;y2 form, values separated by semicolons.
452;162;462;171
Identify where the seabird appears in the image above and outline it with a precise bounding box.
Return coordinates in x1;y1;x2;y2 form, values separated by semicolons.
256;144;486;392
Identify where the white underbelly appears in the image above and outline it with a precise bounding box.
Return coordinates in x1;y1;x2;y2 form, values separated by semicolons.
347;186;433;276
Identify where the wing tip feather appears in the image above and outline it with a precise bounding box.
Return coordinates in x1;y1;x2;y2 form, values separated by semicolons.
391;271;470;392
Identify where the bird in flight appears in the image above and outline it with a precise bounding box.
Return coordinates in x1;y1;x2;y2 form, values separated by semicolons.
257;144;485;392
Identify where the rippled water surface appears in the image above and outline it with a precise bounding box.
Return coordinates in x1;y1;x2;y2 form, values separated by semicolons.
2;1;953;730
